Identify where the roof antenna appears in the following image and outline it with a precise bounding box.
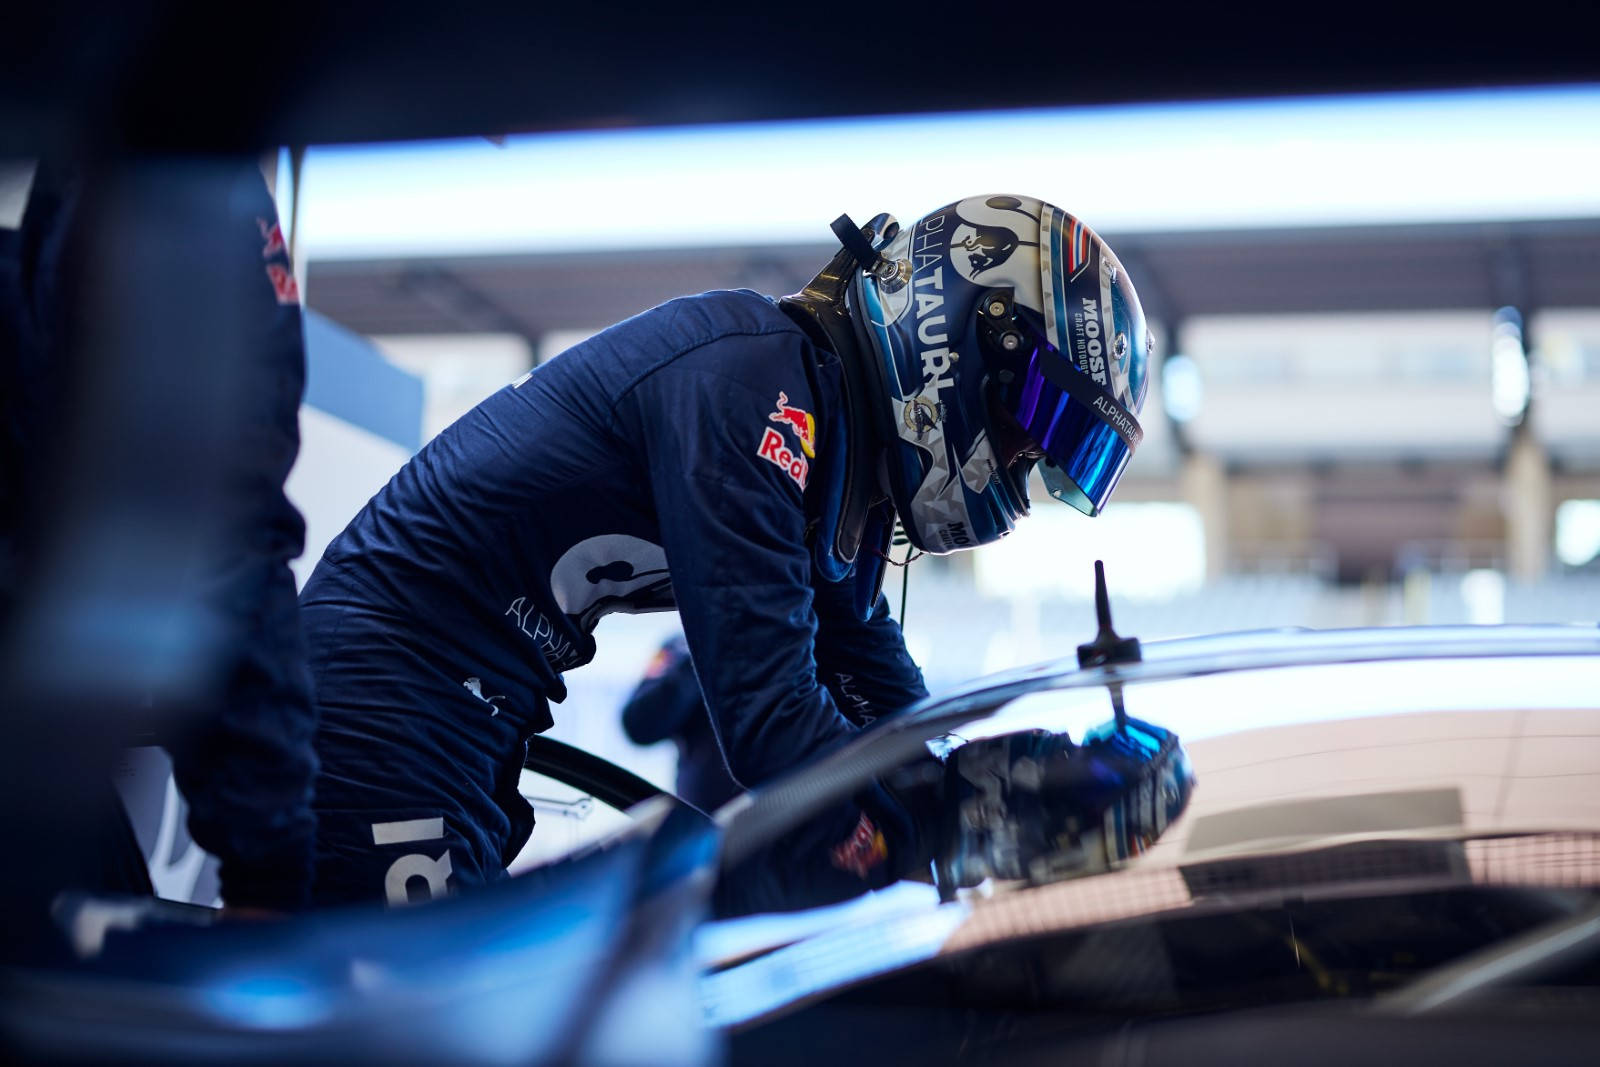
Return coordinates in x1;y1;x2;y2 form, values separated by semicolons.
1077;560;1142;669
1076;560;1142;732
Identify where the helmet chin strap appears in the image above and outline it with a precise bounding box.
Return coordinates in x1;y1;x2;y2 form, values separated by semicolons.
777;213;900;578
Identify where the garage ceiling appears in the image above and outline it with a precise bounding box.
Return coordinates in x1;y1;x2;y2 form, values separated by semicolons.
8;7;1600;153
306;216;1600;343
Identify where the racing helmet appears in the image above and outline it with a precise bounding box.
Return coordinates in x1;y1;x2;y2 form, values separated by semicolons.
849;195;1152;554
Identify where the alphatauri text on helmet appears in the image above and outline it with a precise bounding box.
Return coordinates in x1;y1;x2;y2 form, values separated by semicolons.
1092;395;1139;444
912;260;957;397
912;211;947;273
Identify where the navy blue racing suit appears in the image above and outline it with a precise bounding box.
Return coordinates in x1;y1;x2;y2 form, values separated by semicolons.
302;290;928;910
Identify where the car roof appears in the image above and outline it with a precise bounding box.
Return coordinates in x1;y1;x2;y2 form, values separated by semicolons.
905;623;1600;730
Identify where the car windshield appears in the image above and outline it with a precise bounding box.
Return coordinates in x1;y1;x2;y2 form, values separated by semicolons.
961;651;1600;743
700;641;1600;1029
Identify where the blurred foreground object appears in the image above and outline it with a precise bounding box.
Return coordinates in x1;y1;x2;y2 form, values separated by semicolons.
0;155;316;958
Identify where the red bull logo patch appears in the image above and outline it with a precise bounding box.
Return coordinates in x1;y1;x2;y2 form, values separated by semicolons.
256;217;287;259
256;216;299;305
757;427;808;489
642;646;674;680
768;391;816;458
829;811;888;879
266;263;300;305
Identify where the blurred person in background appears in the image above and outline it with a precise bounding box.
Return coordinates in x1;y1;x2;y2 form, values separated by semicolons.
0;155;317;943
299;194;1153;914
621;623;942;815
620;633;741;814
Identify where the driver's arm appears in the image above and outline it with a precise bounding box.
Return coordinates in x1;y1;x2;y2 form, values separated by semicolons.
615;318;918;909
812;581;928;729
616;328;857;788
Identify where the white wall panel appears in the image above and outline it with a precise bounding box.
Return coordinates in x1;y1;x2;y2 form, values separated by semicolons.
1533;309;1600;468
1180;311;1500;459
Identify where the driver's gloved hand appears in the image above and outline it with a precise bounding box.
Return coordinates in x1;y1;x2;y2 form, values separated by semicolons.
858;754;946;884
934;719;1194;896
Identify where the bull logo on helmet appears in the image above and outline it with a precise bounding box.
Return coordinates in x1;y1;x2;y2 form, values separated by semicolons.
953;223;1020;275
946;195;1041;286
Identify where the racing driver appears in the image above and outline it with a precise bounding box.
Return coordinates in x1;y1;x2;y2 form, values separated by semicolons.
300;194;1154;911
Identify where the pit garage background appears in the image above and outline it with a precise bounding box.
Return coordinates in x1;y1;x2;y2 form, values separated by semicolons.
283;89;1600;814
9;84;1599;899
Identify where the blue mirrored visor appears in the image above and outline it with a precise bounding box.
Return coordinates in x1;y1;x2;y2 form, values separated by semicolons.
1001;334;1142;517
